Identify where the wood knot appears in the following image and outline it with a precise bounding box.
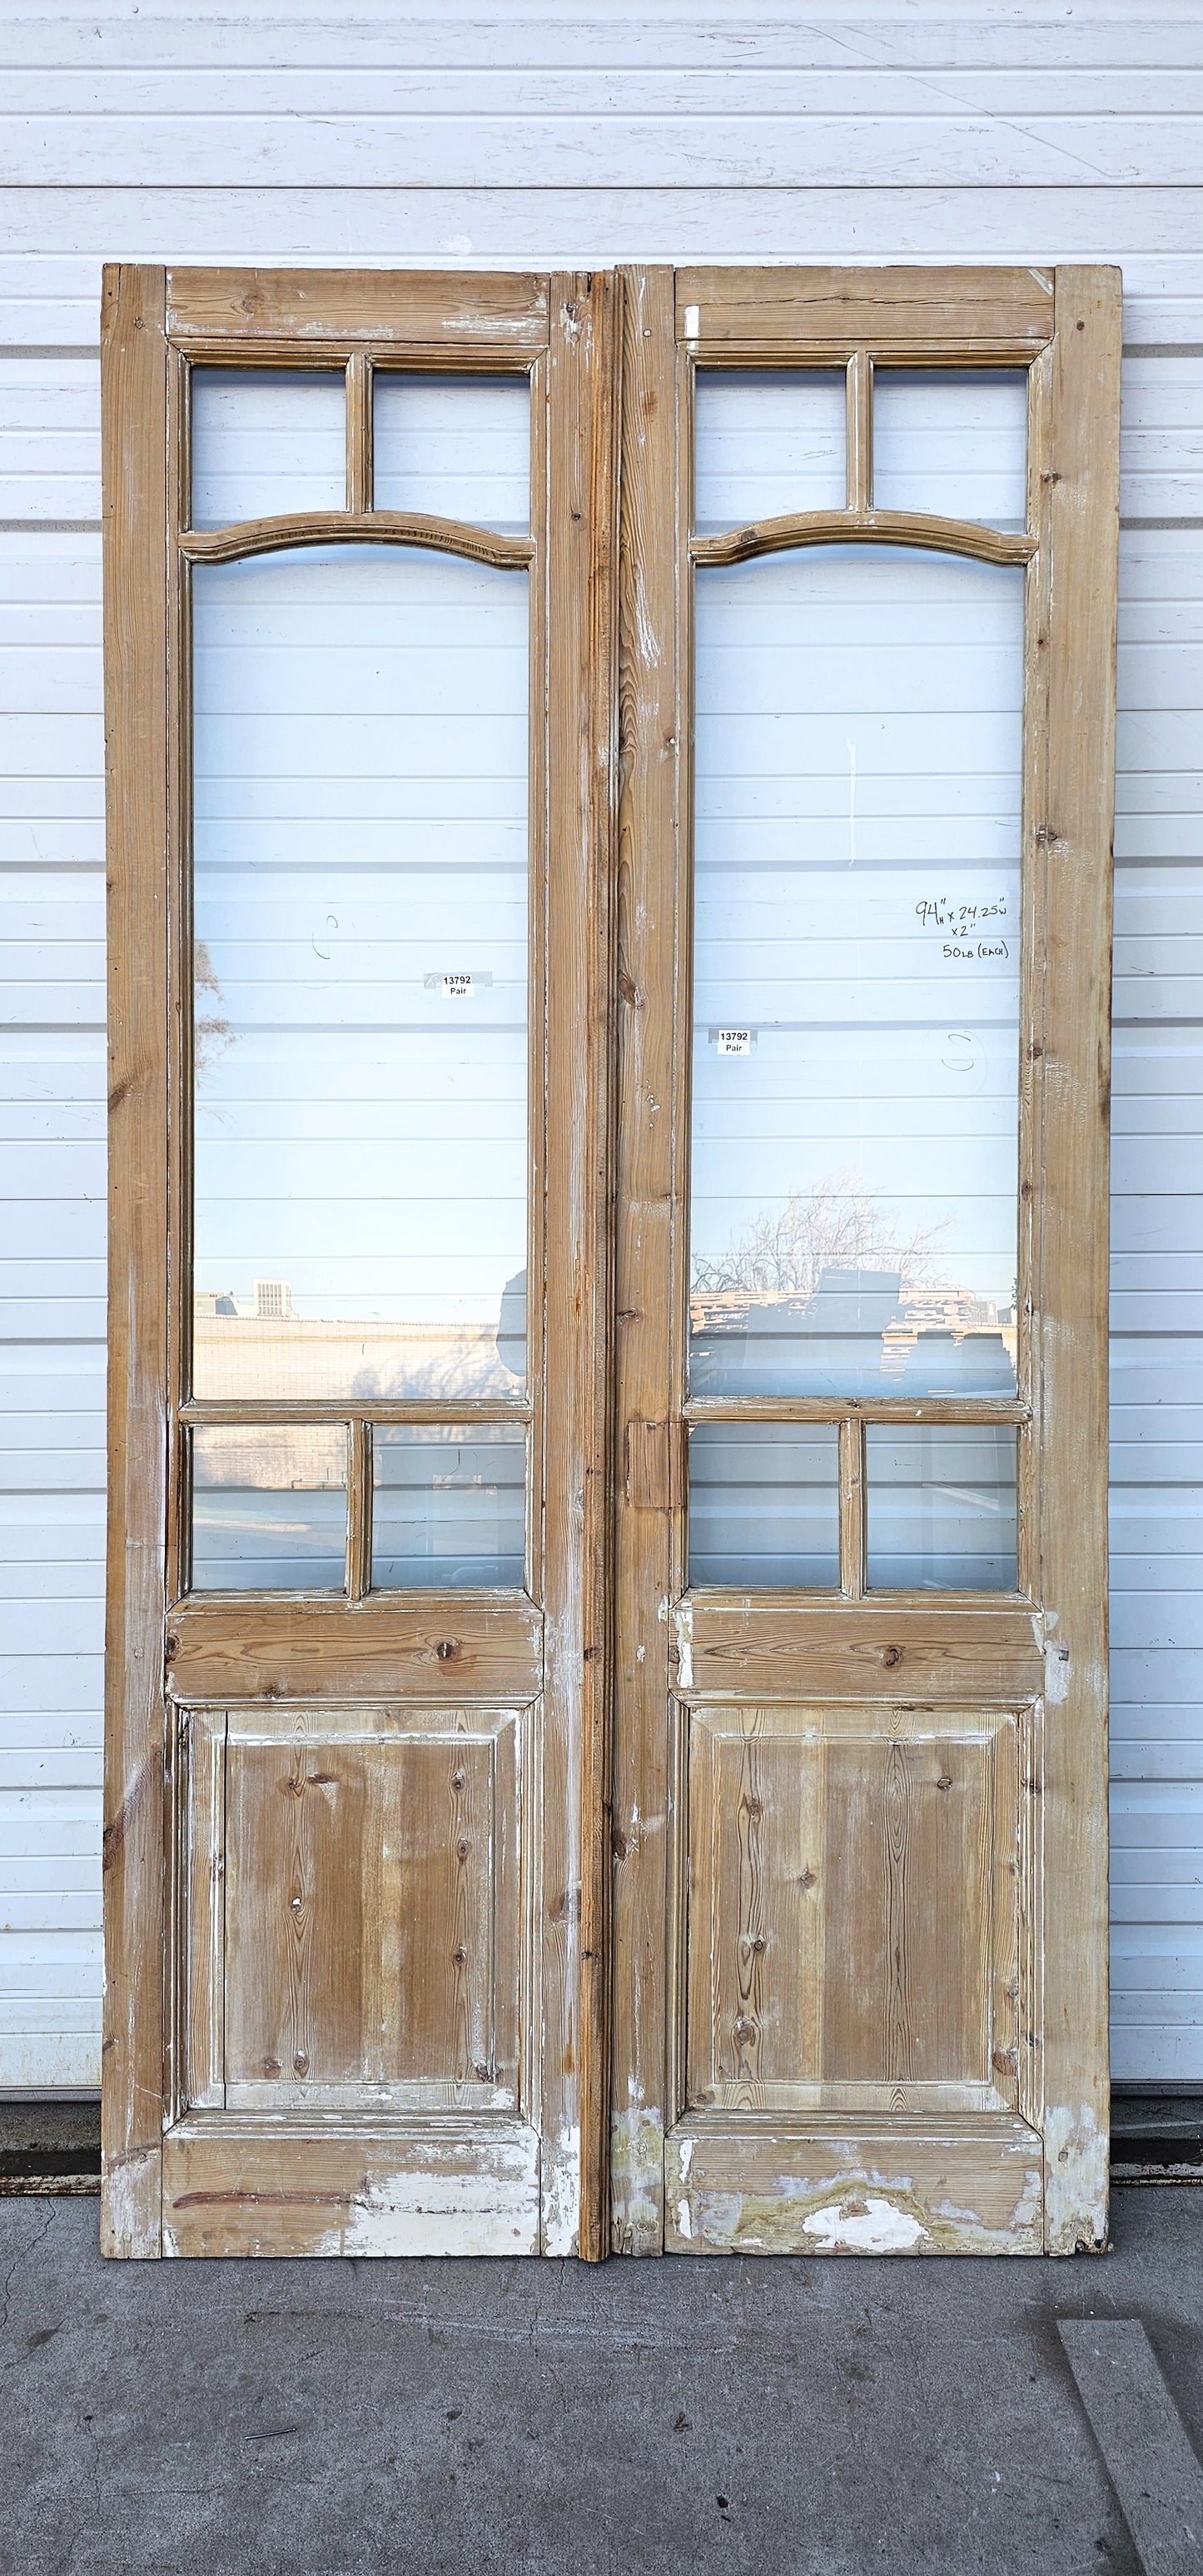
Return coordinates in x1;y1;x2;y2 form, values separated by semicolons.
882;1644;902;1669
435;1639;460;1662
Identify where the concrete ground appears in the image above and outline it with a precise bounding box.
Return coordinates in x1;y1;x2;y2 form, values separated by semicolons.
2;2188;1202;2574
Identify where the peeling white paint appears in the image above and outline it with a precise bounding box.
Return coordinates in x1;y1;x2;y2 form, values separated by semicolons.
683;303;700;339
325;2167;538;2259
676;2197;693;2239
541;2124;581;2255
674;1599;693;1693
679;2137;693;2181
1044;2102;1108;2253
802;2196;927;2254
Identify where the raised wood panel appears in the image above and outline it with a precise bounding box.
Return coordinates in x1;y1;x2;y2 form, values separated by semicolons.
677;1597;1044;1704
685;1705;1022;2117
165;1593;544;1703
677;266;1055;357
182;1706;525;2115
164;267;549;351
162;2116;541;2258
664;2113;1044;2256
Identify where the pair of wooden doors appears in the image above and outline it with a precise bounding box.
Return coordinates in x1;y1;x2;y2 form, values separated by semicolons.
102;262;1119;2259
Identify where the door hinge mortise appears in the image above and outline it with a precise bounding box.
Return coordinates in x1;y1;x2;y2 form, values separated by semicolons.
624;1417;687;1512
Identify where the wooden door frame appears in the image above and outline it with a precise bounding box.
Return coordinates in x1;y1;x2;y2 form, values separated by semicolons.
611;265;1120;2255
102;265;618;2258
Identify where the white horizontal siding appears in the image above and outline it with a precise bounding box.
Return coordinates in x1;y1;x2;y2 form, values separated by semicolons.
0;0;1201;2086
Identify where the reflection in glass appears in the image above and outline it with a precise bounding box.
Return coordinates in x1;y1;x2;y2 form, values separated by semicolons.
373;1424;525;1588
872;370;1028;529
373;375;530;532
688;1423;840;1588
191;545;529;1402
866;1425;1018;1591
695;370;847;530
689;545;1022;1401
191;1424;347;1591
191;369;346;527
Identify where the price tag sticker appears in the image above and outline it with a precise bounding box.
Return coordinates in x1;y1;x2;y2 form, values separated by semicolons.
716;1027;752;1056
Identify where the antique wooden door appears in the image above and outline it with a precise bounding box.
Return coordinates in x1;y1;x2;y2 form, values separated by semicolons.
609;266;1120;2257
105;262;1117;2260
102;267;616;2257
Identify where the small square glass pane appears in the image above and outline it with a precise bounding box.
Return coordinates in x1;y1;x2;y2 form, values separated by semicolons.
191;1423;347;1591
872;369;1027;529
688;1422;840;1588
373;1422;525;1588
191;368;346;528
695;370;846;530
866;1423;1017;1591
373;375;530;533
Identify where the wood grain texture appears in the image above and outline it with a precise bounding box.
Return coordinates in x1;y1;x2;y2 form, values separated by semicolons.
691;510;1035;569
166;268;549;351
677;1599;1045;1706
209;1705;522;2113
540;271;619;2260
684;1704;1021;2117
162;2116;541;2257
165;1594;543;1704
1038;267;1121;2255
664;2114;1044;2255
101;261;169;2260
609;266;680;2254
678;265;1056;357
179;510;534;567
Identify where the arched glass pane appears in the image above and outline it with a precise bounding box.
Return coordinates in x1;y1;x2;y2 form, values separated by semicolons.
689;544;1022;1403
191;544;529;1403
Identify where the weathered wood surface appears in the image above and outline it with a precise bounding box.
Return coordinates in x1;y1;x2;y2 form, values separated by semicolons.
166;267;549;350
540;271;619;2260
162;2117;542;2257
166;1597;544;1703
675;1599;1045;1705
180;510;534;567
691;510;1036;568
677;265;1056;356
101;262;170;2259
664;2115;1045;2255
609;265;679;2254
1037;266;1121;2255
683;1703;1022;2118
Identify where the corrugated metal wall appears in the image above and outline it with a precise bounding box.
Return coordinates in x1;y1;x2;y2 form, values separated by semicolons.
2;0;1201;2086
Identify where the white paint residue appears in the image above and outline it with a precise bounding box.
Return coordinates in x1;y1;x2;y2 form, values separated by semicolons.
1044;2102;1108;2252
675;1600;693;1693
332;2167;539;2259
1044;1639;1070;1704
679;2138;693;2180
683;304;700;339
676;2198;693;2239
802;2196;926;2254
541;2125;581;2255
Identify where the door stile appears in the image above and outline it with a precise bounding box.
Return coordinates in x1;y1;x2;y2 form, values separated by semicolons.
1037;269;1120;2250
102;264;172;2256
610;266;680;2251
541;272;621;2257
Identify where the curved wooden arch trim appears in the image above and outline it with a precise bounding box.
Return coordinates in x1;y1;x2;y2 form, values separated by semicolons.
179;509;535;568
691;508;1036;568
